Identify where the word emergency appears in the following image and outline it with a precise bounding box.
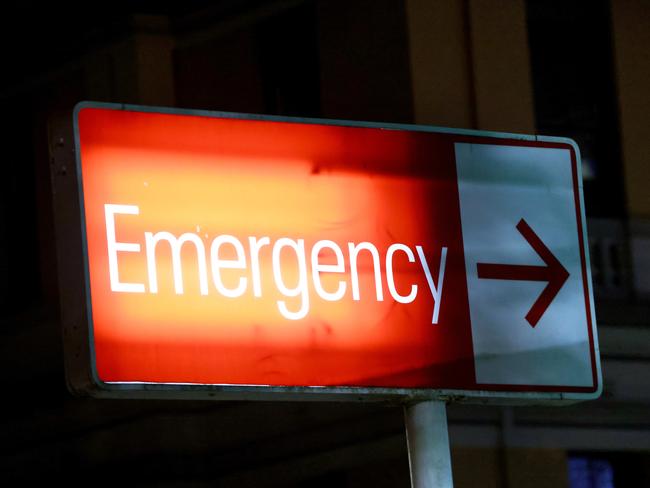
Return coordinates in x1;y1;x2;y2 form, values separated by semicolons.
104;204;448;322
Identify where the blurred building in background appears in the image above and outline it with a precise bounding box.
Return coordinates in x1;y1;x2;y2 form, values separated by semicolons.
1;0;648;486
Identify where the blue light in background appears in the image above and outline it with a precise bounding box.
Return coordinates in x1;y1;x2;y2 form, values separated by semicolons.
569;456;615;488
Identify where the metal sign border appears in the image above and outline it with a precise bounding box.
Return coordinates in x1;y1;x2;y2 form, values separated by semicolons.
72;101;602;404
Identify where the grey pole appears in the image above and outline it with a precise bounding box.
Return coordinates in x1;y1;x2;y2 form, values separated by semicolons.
404;400;453;488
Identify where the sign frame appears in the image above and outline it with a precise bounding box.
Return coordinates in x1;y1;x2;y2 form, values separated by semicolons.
61;101;602;404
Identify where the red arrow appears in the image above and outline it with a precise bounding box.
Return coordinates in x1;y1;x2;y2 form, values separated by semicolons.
476;218;569;327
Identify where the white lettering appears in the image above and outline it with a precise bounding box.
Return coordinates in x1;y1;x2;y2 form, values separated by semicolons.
386;243;418;303
311;240;346;301
249;236;270;297
210;235;247;298
272;238;309;320
348;242;384;301
104;204;449;324
105;204;145;293
145;231;208;295
416;246;448;324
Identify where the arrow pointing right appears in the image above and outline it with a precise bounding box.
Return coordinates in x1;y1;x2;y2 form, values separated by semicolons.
476;218;570;328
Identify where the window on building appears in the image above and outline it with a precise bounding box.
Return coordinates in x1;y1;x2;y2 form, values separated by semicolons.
526;0;625;218
174;1;320;117
569;456;615;488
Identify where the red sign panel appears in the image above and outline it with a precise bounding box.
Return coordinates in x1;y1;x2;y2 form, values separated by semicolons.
72;103;601;401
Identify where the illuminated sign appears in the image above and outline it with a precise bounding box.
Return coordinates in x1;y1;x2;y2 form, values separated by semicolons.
71;102;601;402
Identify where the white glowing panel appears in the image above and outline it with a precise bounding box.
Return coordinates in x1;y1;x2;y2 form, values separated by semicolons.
456;143;593;386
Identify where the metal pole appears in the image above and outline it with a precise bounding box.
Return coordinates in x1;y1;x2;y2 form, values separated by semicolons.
404;400;453;488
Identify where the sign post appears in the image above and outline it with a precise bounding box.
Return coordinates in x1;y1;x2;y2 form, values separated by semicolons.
405;401;453;488
50;102;602;487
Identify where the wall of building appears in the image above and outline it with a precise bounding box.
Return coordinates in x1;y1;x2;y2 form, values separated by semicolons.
406;0;535;133
611;0;650;298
